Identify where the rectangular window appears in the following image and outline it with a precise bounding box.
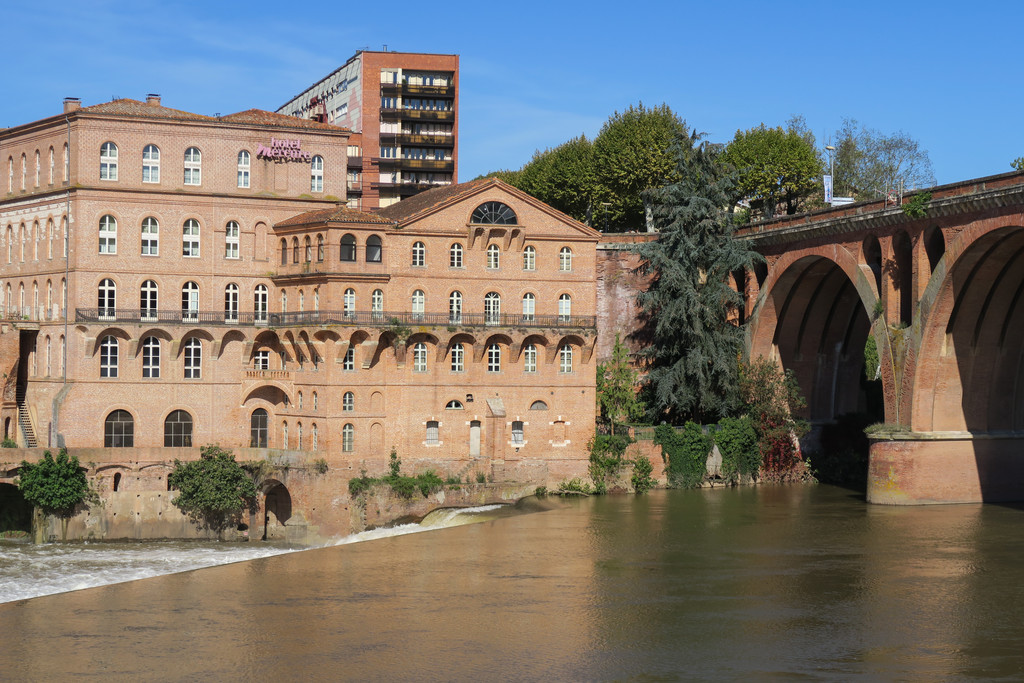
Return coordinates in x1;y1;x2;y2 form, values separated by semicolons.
343;347;355;371
254;350;269;370
512;421;524;445
225;222;240;259
426;420;439;446
184;342;201;379
451;345;464;372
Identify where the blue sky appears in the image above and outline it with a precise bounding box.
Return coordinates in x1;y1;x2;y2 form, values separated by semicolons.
5;1;1023;185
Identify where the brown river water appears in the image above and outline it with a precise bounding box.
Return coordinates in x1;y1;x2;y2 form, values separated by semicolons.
2;485;1023;681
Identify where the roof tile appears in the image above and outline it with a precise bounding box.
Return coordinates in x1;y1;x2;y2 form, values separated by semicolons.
276;205;393;228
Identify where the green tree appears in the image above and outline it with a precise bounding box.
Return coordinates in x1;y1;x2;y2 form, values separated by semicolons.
596;334;643;434
739;357;809;480
1011;157;1024;172
721;123;823;218
592;103;688;231
831;119;935;199
634;133;760;423
168;445;257;535
17;448;92;541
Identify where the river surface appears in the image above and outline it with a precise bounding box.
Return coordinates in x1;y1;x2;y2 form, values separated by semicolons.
2;485;1024;681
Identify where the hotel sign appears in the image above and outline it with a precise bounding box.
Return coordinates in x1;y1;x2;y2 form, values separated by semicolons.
257;137;313;162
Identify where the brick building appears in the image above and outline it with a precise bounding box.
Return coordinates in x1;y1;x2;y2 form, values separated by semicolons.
0;98;598;486
277;50;459;211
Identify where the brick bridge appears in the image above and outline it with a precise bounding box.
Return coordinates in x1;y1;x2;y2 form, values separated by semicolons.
737;171;1024;504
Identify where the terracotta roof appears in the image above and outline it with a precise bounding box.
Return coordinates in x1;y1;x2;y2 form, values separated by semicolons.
80;99;215;122
219;109;349;132
376;177;496;223
276;205;393;228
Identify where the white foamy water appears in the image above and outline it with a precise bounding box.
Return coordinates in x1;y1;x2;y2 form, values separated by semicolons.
0;505;509;604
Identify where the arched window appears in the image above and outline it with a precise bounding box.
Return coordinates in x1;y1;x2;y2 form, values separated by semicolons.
304;236;312;263
48;147;54;185
140;279;158;320
450;343;464;372
281;290;288;313
98;215;117;254
413;342;428;372
449;291;462;324
366;235;382;263
312;423;318;451
98;278;116;319
99;335;118;378
558;293;572;322
371;289;384;319
34;150;39;187
280;238;288;266
62;143;69;182
486;244;500;269
342;423;354;452
250;408;268;447
182;219;200;257
340;234;356;261
183;338;201;379
282;421;289;449
100;142;118;180
484;292;501;325
164;410;193;447
237;150;250;188
47;218;54;259
143;144;160;183
181;282;199;321
487;343;501;372
524;344;537;373
224;283;239;322
560;345;573;373
142;336;161;378
292;237;300;263
225;221;240;259
141;217;159;255
449;243;463;268
316;234;324;261
254;285;268;323
297;422;303;450
523;245;536;271
183;147;201;185
105;410;134;447
530;400;548;410
559;247;573;271
310;155;324;192
522;293;535;322
344;288;355;316
313;391;318;411
411;290;425;321
471;201;517;225
445;400;464;409
412;241;425;267
343;391;354;411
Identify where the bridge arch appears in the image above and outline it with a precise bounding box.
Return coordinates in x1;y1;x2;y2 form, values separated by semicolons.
748;247;882;422
909;223;1024;433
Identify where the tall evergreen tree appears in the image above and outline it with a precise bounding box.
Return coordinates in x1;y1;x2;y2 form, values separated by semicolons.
634;133;759;423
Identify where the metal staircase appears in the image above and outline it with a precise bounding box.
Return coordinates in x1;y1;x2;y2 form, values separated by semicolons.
16;386;37;447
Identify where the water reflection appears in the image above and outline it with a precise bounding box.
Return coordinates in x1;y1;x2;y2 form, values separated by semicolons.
2;487;1024;680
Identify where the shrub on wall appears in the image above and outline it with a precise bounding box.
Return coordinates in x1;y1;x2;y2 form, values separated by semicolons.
715;416;759;484
655;422;709;488
169;445;257;534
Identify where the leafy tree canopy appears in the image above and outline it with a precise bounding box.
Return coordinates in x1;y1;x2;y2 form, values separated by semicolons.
721;123;823;218
831;119;935;199
634;133;759;423
593;103;688;231
17;448;91;518
168;445;257;532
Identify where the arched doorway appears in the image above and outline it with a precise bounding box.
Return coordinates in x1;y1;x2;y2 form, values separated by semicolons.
262;480;292;541
0;483;32;535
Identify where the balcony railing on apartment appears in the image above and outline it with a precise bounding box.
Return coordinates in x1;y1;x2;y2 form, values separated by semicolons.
75;308;597;330
380;107;454;122
379;132;455;147
380;83;455;97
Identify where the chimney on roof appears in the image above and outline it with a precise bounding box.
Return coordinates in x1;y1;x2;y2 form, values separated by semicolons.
63;97;81;113
146;93;161;107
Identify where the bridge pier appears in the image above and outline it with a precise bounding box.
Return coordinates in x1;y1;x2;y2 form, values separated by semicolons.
868;433;1024;504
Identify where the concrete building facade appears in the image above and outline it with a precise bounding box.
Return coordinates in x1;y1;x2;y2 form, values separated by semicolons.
277;50;459;211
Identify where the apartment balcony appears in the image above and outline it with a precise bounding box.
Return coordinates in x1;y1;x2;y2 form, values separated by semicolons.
380;83;455;97
347;180;362;192
379;132;455;147
75;308;597;330
398;158;452;171
381;107;454;122
347;155;363;169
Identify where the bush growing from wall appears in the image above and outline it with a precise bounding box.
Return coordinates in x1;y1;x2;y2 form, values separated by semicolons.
740;357;809;481
587;433;632;493
169;445;257;534
655;422;709;488
715;416;759;484
17;448;93;541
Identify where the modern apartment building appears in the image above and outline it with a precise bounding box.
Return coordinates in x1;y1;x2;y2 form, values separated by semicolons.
277;50;459;211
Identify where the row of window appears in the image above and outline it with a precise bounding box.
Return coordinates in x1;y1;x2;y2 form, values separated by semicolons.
96;143;325;191
6;145;69;192
4;218;67;263
93;278;573;322
96;215;238;259
97;334;576;378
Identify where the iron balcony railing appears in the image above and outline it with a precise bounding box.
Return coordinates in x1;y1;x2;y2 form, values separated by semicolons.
75;308;597;329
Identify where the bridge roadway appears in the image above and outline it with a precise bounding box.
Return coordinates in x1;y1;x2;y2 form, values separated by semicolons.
737;170;1024;504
